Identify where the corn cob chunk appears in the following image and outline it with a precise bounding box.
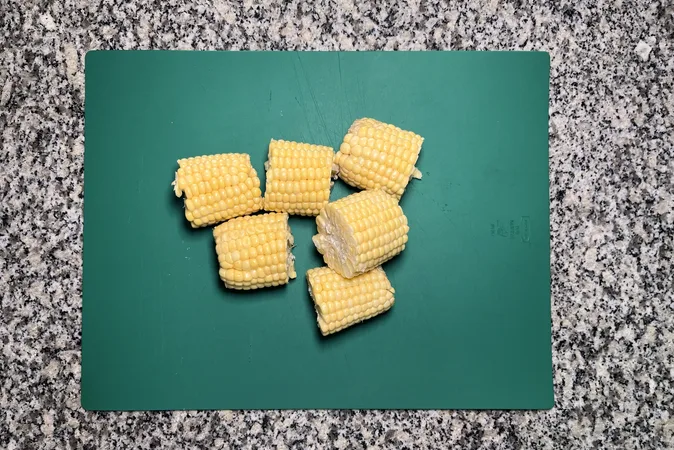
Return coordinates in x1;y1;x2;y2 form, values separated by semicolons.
214;212;297;290
312;190;409;279
335;118;424;198
263;139;336;216
307;266;395;335
173;153;263;228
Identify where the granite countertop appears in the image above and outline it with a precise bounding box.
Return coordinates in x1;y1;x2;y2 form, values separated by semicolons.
1;0;673;448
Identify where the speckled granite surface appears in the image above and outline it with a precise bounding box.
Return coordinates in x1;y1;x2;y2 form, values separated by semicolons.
1;0;673;448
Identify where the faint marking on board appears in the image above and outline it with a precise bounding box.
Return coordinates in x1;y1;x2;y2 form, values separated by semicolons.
520;216;531;242
490;216;531;242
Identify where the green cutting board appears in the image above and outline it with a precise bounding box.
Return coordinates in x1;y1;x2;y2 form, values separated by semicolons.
82;51;552;410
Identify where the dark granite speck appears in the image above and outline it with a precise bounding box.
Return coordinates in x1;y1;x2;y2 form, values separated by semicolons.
1;0;673;448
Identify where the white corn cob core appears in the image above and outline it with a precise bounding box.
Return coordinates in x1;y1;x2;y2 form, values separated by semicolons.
312;190;409;279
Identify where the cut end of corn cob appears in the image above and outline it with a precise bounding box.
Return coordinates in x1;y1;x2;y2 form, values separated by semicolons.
173;153;263;228
263;139;336;216
214;212;296;290
307;266;395;336
312;189;409;279
335;118;424;197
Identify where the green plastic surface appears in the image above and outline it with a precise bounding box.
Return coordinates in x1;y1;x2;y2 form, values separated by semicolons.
82;51;552;410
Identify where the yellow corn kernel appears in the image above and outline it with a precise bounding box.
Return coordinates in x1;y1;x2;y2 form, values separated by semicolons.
263;139;336;216
213;212;297;290
312;190;409;278
173;153;263;228
307;266;395;335
335;118;423;198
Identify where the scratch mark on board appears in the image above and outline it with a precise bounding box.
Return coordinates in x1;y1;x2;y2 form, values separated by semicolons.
414;219;428;235
160;299;166;354
342;351;351;373
291;58;314;142
355;71;367;118
337;52;351;126
248;333;253;364
137;154;145;194
297;53;331;142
